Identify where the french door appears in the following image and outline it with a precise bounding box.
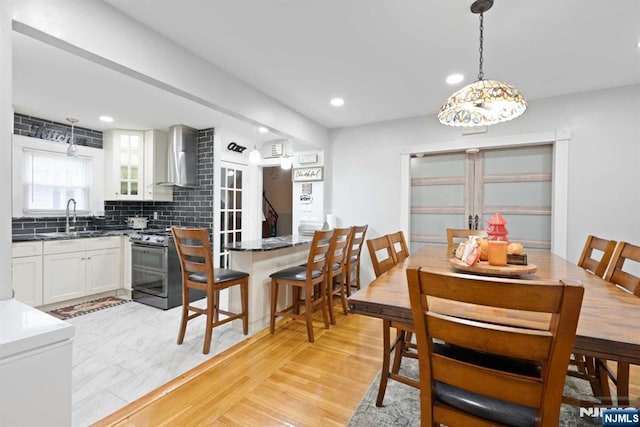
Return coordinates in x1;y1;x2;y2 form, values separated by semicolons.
410;145;553;251
217;162;248;268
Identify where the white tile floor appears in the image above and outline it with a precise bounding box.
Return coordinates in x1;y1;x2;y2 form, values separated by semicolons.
66;297;245;426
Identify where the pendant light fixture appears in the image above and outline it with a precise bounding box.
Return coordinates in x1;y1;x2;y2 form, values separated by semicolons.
249;146;262;164
66;117;79;157
438;0;527;127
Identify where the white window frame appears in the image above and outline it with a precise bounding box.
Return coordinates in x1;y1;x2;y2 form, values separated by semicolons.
12;134;104;217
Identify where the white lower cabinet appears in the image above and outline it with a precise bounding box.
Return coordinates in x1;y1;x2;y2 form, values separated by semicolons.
43;237;122;305
11;241;44;306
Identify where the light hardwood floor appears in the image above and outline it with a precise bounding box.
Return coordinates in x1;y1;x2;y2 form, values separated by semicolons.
95;310;640;426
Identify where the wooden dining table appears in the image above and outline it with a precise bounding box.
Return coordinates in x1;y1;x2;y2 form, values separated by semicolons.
348;246;640;368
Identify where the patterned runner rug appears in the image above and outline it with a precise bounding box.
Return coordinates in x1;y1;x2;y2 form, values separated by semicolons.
48;296;130;320
347;356;601;426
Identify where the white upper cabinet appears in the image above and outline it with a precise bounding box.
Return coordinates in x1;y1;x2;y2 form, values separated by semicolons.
104;130;172;201
143;130;173;201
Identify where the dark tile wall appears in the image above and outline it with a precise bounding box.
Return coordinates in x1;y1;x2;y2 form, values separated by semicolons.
13;112;103;148
12;113;215;236
104;128;215;232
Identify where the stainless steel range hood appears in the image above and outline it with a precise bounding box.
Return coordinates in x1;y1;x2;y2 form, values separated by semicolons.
159;124;198;188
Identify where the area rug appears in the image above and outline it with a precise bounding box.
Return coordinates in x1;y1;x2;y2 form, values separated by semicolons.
347;357;601;426
48;296;130;320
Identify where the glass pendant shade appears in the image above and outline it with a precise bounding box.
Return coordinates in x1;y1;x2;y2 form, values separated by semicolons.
249;147;261;164
438;79;527;127
280;156;292;170
66;117;79;158
438;0;526;127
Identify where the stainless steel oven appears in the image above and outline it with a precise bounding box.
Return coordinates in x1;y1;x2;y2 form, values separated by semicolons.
130;230;204;309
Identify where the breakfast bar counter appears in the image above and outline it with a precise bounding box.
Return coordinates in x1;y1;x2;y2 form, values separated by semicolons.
226;235;312;334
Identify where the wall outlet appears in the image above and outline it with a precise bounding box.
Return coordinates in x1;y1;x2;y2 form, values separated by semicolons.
153;212;158;220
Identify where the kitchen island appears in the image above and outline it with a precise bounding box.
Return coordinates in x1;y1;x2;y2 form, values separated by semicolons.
226;235;312;334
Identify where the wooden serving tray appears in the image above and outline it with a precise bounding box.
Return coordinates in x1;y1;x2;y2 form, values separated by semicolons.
449;258;537;277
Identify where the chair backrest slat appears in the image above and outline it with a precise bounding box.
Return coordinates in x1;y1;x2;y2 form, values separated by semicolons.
367;235;396;277
446;228;486;255
306;229;335;283
605;241;640;296
578;235;617;278
346;225;368;265
171;227;214;277
387;231;409;264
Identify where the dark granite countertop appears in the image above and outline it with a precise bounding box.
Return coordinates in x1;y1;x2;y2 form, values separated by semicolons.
225;235;313;252
12;228;136;242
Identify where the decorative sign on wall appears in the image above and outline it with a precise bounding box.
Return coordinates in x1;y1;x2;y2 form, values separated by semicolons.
301;183;313;194
227;142;247;153
30;126;72;143
299;193;313;204
292;166;324;182
298;154;318;164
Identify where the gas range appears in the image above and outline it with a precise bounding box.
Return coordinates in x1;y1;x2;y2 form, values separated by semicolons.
129;228;172;246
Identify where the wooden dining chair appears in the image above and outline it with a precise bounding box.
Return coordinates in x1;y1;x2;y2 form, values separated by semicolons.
387;230;410;264
367;234;418;406
345;225;368;297
269;229;334;343
407;266;584;427
566;235;617;405
326;227;352;325
598;240;640;406
446;228;486;256
171;227;249;355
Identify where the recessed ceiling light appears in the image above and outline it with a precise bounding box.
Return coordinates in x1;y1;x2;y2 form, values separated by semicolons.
446;74;464;84
258;126;269;133
99;115;114;123
330;97;345;107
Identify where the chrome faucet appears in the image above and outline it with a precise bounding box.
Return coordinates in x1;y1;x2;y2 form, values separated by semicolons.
65;198;77;234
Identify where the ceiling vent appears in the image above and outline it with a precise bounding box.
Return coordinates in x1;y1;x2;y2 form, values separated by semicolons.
271;143;284;157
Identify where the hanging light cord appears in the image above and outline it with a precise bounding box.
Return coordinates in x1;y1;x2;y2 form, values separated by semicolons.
478;12;485;81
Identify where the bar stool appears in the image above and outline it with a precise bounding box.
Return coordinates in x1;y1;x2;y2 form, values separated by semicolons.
269;229;334;342
326;227;352;325
345;225;368;297
171;227;249;355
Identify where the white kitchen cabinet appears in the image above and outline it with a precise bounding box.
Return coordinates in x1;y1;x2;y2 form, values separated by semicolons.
144;129;173;201
122;237;132;291
43;237;122;304
0;300;73;427
11;241;43;306
104;129;172;201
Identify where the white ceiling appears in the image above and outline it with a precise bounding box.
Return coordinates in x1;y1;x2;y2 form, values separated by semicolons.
12;0;640;136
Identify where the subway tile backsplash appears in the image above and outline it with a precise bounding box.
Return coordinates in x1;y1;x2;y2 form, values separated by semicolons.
12;113;215;235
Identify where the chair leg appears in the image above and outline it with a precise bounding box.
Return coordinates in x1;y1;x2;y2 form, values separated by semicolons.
213;288;220;324
391;329;406;374
319;285;330;330
376;320;392;407
241;278;248;335
202;287;214;354
328;276;336;325
339;270;349;315
177;286;189;345
305;284;315;343
270;279;278;335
